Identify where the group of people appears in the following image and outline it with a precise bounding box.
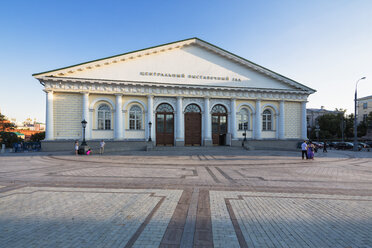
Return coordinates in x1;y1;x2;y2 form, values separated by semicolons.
301;140;316;160
74;140;106;155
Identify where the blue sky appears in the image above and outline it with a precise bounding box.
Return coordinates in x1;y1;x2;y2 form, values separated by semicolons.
0;0;371;123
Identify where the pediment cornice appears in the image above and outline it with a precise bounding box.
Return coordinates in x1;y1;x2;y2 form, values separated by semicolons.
39;76;309;101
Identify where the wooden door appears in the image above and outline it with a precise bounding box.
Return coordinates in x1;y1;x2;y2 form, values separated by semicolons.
185;113;201;146
156;113;174;146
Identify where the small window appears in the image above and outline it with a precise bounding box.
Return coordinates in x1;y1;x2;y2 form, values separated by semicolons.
262;109;272;131
238;108;249;130
129;105;142;130
363;103;368;109
97;104;111;130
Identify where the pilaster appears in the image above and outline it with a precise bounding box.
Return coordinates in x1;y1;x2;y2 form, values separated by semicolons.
114;94;123;140
301;101;308;140
176;96;184;146
255;99;262;140
279;100;285;139
45;90;54;140
203;97;212;146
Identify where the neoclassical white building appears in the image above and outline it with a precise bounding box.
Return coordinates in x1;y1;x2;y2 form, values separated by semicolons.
33;38;315;148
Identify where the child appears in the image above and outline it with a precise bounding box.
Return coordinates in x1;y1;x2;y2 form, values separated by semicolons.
75;141;79;155
86;149;91;155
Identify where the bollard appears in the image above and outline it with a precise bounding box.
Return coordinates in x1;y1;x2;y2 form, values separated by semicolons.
1;144;4;154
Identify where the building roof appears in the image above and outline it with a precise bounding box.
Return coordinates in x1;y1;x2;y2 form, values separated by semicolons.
33;37;316;94
357;95;372;101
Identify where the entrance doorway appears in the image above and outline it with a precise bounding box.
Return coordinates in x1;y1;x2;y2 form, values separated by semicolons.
156;103;174;146
184;104;201;146
211;104;228;145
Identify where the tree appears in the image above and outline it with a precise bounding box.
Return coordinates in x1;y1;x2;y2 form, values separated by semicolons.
311;112;345;140
30;132;45;142
0;132;21;148
357;111;372;137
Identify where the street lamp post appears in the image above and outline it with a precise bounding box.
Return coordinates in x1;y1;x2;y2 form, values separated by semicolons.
81;119;87;146
79;119;89;155
148;121;152;142
354;77;366;151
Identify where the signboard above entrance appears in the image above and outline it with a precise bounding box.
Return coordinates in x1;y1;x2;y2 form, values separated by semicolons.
139;71;242;82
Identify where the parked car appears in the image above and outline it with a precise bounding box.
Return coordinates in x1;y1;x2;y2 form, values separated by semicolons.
359;142;370;149
335;142;354;150
366;141;372;147
329;142;339;149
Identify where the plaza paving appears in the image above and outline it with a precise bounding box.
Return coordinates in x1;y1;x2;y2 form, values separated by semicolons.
0;148;372;247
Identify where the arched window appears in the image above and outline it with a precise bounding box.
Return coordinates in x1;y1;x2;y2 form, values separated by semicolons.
262;109;272;131
211;104;227;114
129;105;142;130
238;108;249;130
185;104;201;113
156;103;173;113
98;104;111;130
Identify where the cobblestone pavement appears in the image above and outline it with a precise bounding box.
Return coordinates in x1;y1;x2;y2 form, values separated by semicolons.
0;148;372;247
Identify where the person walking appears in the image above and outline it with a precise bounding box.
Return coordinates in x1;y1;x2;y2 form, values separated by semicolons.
100;140;105;155
307;141;315;160
323;141;328;153
301;140;308;160
74;141;79;155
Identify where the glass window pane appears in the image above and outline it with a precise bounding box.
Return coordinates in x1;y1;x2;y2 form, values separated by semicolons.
98;120;103;130
157;115;164;132
136;120;141;130
220;116;227;133
105;120;110;130
212;116;218;133
165;114;173;133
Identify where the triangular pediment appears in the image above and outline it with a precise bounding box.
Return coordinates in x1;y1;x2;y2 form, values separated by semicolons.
33;38;315;93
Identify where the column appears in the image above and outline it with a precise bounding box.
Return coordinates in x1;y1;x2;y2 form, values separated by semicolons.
147;95;154;141
82;92;91;140
255;99;262;139
230;99;237;139
176;96;184;146
45;90;54;140
114;94;123;140
301;101;307;140
279;100;285;139
204;97;212;145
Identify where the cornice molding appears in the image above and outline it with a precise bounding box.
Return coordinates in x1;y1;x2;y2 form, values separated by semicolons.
41;77;309;102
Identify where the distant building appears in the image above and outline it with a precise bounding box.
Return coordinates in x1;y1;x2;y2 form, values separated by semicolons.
357;95;372;123
307;106;342;128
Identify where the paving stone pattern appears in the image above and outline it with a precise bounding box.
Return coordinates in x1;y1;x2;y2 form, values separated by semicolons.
0;148;372;247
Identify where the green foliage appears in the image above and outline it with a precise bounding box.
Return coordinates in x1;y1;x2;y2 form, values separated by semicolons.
30;132;45;142
309;111;372;140
0;132;22;148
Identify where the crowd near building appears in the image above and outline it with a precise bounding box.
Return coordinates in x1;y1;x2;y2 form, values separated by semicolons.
33;38;315;150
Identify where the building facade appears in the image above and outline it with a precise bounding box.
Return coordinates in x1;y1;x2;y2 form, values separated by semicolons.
357;95;372;123
33;38;315;148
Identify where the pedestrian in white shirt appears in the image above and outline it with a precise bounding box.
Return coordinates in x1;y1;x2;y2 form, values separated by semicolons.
100;140;105;155
301;140;308;160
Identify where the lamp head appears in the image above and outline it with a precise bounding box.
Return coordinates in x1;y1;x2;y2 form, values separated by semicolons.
361;77;366;80
81;119;87;128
